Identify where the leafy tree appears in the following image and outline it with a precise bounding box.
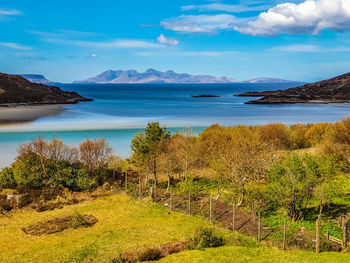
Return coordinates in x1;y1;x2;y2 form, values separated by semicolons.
130;122;169;183
268;153;320;221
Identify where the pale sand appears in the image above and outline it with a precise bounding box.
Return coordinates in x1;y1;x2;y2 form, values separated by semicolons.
0;104;65;125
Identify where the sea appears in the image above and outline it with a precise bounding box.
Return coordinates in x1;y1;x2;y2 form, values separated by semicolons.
1;82;350;168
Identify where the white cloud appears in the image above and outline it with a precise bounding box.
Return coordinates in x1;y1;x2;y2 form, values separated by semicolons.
0;8;21;16
181;3;271;13
272;44;321;52
234;0;350;36
136;50;240;57
271;44;350;52
31;30;164;49
0;42;30;50
161;14;240;33
157;34;179;46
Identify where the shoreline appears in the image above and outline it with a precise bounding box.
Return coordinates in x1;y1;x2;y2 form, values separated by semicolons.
0;104;65;125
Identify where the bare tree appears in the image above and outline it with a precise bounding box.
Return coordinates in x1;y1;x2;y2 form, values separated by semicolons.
78;138;112;173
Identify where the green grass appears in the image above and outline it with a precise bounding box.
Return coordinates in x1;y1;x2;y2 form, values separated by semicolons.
0;193;252;263
1;193;349;263
156;246;350;263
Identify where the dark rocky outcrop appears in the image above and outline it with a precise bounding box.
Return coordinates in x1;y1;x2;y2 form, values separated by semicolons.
236;72;350;104
0;73;92;105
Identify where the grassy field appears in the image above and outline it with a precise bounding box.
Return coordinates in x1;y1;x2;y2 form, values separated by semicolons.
157;246;350;263
0;193;349;263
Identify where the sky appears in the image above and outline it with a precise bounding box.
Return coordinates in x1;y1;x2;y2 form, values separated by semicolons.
1;0;350;82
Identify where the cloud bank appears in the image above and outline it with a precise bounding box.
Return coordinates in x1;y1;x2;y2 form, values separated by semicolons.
234;0;350;36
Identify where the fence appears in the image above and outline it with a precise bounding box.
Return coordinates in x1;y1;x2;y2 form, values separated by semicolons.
123;177;348;253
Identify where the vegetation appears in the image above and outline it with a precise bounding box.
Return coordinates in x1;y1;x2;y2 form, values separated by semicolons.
2;119;350;261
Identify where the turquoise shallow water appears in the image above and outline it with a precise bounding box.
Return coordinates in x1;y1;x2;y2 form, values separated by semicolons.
1;83;350;168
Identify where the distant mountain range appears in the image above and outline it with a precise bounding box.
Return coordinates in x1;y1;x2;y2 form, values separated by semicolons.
243;77;299;84
19;70;302;84
73;69;238;84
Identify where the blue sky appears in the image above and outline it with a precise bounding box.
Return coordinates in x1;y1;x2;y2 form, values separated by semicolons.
1;0;350;82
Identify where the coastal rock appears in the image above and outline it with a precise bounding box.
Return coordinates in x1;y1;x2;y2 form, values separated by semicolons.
237;72;350;104
0;73;92;105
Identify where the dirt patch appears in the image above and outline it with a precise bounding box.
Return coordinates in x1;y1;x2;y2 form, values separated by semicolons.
120;241;188;262
22;214;98;236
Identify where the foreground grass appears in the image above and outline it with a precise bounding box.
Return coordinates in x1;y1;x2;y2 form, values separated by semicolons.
1;193;349;263
157;246;350;263
0;194;252;263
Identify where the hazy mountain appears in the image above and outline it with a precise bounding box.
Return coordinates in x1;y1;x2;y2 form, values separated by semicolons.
20;74;53;84
244;77;301;84
74;69;238;84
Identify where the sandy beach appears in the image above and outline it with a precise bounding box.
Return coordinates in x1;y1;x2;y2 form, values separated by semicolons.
0;104;65;125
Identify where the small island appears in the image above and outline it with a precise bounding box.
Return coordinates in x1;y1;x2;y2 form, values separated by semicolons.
191;95;220;98
236;72;350;104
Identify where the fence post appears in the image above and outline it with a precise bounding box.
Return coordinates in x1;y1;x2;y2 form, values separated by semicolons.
154;182;157;203
257;212;261;242
188;189;191;215
316;218;320;254
232;202;235;231
209;195;212;223
138;176;141;199
283;218;286;250
125;172;128;193
343;217;347;250
169;187;172;210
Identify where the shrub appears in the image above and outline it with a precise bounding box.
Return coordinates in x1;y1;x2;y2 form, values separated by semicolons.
0;167;16;190
70;211;88;228
190;227;224;250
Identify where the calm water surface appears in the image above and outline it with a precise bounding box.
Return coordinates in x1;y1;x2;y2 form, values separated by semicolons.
1;83;350;167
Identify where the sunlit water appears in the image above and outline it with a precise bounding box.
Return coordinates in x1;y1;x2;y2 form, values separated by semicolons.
1;83;350;168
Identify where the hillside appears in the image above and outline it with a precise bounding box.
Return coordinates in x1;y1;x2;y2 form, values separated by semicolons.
0;73;91;105
74;68;238;84
237;72;350;104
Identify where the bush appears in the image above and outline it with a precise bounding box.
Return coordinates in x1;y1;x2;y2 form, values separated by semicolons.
190;227;224;250
0;167;16;190
138;248;163;261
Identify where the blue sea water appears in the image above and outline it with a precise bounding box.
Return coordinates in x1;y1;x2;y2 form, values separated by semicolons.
1;82;350;168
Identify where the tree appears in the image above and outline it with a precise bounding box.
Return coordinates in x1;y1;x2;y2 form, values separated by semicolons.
78;138;112;174
130;122;169;183
267;153;319;221
313;154;348;218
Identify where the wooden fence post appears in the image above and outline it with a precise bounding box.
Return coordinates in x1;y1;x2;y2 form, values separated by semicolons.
154;182;157;203
138;176;141;199
125;172;128;193
232;202;235;231
283;218;286;250
209;195;212;223
188;189;191;215
342;217;347;250
316;218;320;254
257;212;261;242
